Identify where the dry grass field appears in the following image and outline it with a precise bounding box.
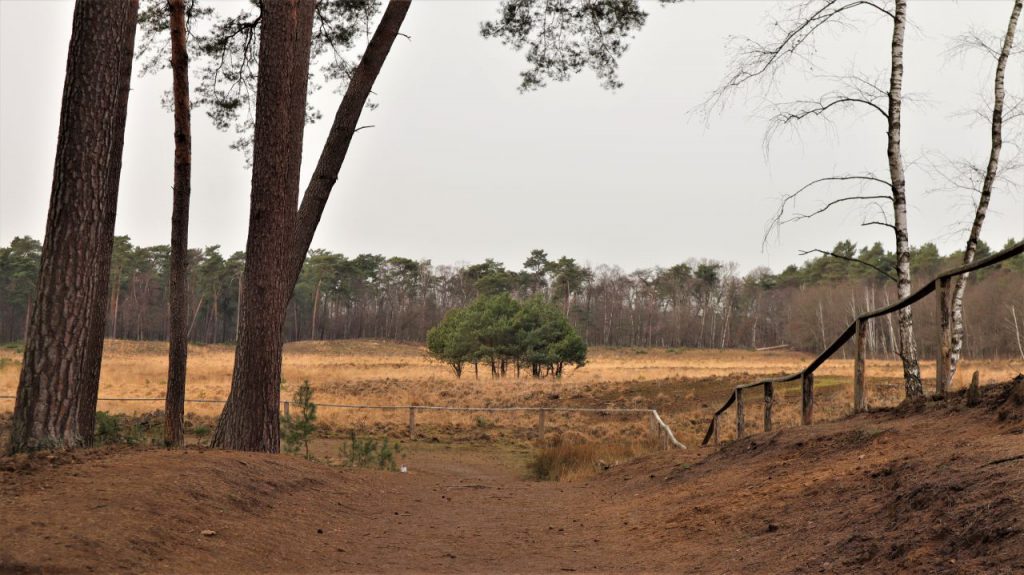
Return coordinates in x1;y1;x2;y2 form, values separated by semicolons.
1;339;1021;451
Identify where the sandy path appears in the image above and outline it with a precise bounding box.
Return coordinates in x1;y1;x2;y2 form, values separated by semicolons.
307;445;678;573
1;442;687;574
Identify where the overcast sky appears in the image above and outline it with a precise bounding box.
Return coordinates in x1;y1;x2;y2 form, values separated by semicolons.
1;0;1022;274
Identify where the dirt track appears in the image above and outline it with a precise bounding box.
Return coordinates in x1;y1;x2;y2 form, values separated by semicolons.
2;381;1023;574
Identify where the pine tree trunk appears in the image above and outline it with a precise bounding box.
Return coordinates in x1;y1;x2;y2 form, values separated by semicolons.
211;0;316;453
235;275;242;341
311;278;321;339
9;0;139;453
110;278;120;339
886;0;923;399
164;0;192;448
212;0;409;452
948;0;1022;386
286;0;411;284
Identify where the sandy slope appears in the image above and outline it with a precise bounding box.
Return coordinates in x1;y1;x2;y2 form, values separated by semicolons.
2;380;1022;574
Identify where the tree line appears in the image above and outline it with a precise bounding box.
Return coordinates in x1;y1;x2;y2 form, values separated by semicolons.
4;235;1022;360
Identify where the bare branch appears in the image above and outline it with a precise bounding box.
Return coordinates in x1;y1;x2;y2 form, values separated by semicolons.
947;28;1003;62
784;194;892;223
697;0;895;121
763;92;889;154
762;174;892;249
861;220;896;231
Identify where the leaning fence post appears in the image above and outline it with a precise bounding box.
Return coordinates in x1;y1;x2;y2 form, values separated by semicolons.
735;387;745;439
801;371;814;425
537;408;546;440
936;277;952;396
967;371;981;406
408;407;416;437
763;382;774;432
854;318;867;413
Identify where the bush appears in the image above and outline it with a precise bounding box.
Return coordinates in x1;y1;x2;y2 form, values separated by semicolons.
192;424;212;445
94;411;147;445
427;294;587;378
339;431;400;471
281;381;317;458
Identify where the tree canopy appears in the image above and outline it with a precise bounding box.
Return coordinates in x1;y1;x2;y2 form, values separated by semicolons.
427;294;587;379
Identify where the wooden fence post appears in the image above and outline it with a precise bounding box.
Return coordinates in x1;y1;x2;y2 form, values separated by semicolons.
537;409;546;440
408;407;416;437
801;372;814;425
283;401;290;418
854;318;866;413
735;388;745;439
967;371;981;406
713;414;720;447
763;382;774;432
936;277;952;396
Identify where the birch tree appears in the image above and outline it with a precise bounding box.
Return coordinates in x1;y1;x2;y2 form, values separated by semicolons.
943;0;1023;386
702;0;925;398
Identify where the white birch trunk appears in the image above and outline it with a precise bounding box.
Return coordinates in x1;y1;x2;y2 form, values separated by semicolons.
948;0;1022;385
886;0;923;398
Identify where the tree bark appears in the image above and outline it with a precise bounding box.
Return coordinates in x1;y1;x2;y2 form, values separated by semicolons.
164;0;192;448
211;0;316;452
9;0;139;453
948;0;1022;386
210;1;410;452
286;0;412;285
311;277;321;339
886;0;923;400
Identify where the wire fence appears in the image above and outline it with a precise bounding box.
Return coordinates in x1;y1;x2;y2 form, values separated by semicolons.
0;395;686;449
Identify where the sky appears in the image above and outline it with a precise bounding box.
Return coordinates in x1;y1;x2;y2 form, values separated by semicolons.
1;0;1022;275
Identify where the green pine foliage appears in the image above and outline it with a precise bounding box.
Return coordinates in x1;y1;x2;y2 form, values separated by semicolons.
339;431;400;471
427;294;587;378
281;381;317;458
93;411;160;446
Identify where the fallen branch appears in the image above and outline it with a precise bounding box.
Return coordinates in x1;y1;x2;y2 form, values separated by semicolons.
755;344;790;352
984;454;1024;467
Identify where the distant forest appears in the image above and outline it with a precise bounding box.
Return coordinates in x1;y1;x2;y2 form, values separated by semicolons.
2;235;1022;359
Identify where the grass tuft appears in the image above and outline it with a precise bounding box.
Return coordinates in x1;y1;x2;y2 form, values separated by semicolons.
529;434;659;481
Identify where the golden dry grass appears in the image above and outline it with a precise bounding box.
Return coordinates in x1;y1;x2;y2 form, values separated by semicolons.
1;339;1021;449
529;435;663;481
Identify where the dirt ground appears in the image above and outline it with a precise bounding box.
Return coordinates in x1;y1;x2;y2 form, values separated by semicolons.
2;380;1022;574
